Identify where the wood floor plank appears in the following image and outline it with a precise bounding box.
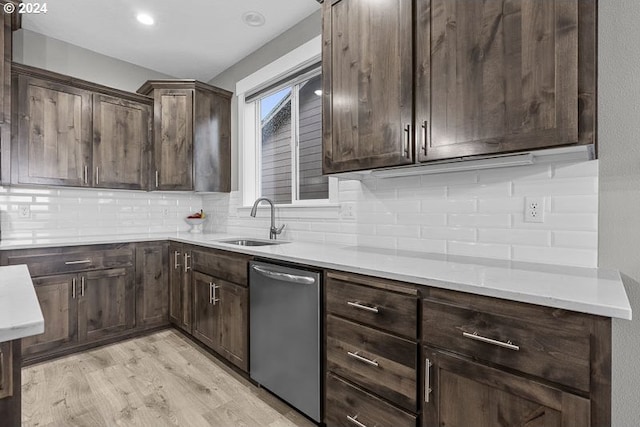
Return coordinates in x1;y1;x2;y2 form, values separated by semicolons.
22;330;316;427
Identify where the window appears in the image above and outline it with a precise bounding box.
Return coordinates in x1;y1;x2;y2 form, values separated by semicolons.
253;72;327;204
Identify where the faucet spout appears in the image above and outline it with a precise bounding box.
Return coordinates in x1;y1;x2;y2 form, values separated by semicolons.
250;197;285;240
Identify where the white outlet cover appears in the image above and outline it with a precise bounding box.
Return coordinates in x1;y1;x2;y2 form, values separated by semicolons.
19;205;31;219
524;197;545;223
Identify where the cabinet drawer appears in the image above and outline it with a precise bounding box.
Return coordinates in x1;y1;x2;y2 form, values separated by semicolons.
192;249;251;285
3;245;134;277
422;294;592;392
326;273;418;338
326;374;416;427
327;315;417;412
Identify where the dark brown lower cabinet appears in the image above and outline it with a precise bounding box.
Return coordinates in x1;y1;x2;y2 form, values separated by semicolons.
168;243;192;334
22;274;77;357
326;373;417;427
22;268;134;360
193;271;248;371
78;267;135;342
0;340;21;427
135;243;169;328
422;347;590;427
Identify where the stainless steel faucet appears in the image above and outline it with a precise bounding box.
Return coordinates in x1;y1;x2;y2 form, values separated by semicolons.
250;197;285;240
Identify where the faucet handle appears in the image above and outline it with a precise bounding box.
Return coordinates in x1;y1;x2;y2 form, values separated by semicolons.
274;224;285;235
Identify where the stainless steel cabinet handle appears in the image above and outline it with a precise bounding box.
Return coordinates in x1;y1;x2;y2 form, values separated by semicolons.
404;124;411;158
174;251;180;270
462;331;520;351
84;165;88;184
347;301;379;314
155;170;159;188
72;277;77;299
347;351;379;367
64;259;91;265
81;276;85;297
96;167;99;185
421;120;429;156
252;265;315;285
346;415;368;427
425;358;432;402
184;253;191;273
210;282;220;305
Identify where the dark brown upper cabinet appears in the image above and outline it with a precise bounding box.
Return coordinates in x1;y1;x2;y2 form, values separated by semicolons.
92;94;152;190
322;0;414;174
137;80;232;192
14;75;92;186
322;0;596;173
11;64;154;190
0;3;18;185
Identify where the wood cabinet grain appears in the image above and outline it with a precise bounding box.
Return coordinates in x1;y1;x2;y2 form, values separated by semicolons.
322;0;597;173
0;341;12;399
192;271;217;350
92;93;151;189
168;242;192;334
22;274;77;357
422;347;590;427
0;3;15;185
0;340;20;427
14;75;92;186
138;80;232;192
214;279;248;371
135;242;169;328
322;0;413;173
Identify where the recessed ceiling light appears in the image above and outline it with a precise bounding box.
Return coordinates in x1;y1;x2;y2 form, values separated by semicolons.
136;13;155;26
242;11;265;27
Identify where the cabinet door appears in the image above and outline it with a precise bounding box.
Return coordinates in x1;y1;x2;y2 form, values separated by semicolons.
153;88;193;190
416;0;580;162
93;94;151;190
15;76;92;186
322;0;413;173
192;271;217;349
215;279;248;371
78;267;134;342
0;341;12;400
168;244;183;327
22;274;78;356
422;347;590;427
135;243;169;328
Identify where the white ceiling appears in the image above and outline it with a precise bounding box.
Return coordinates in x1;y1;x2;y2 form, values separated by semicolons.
21;0;320;81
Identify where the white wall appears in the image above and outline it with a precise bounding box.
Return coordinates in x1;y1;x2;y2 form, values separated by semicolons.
598;1;640;425
13;29;175;92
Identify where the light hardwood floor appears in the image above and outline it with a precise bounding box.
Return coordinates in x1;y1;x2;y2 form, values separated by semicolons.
22;330;316;427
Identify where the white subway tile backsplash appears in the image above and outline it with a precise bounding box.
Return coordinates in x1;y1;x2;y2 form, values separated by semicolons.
0;159;598;268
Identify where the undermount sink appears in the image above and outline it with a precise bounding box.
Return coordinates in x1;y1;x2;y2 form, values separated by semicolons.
217;238;287;247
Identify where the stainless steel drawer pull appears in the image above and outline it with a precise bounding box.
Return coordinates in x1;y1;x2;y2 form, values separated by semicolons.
155;170;159;188
184;253;191;273
346;415;368;427
81;276;86;297
425;358;432;402
463;331;520;351
210;282;220;305
174;251;180;270
64;259;91;265
347;301;379;314
72;278;77;299
347;351;379;367
84;165;88;184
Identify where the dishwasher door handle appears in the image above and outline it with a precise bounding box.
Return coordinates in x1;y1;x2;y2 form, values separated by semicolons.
252;265;316;285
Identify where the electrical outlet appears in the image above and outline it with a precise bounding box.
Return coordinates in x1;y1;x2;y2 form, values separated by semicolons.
19;205;31;219
340;202;356;220
524;197;545;223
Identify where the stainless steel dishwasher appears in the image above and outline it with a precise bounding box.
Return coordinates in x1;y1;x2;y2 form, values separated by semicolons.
249;260;321;423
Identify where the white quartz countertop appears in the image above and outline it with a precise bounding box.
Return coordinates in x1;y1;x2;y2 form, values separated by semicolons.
0;264;45;342
0;232;632;320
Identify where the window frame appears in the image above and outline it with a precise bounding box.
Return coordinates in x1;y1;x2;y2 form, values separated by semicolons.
236;35;338;208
